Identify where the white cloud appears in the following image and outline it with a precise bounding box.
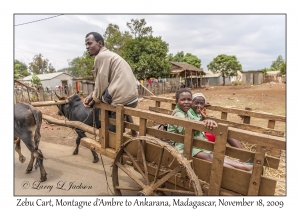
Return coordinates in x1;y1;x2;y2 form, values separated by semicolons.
14;14;285;71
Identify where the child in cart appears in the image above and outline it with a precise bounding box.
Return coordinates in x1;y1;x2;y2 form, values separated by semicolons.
189;93;245;149
167;88;253;171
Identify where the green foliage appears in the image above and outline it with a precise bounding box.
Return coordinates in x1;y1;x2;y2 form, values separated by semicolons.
183;53;201;68
67;52;94;77
121;36;171;79
14;60;30;79
104;23;132;55
28;54;56;74
232;80;242;86
278;61;286;76
126;18;153;38
261;67;269;75
47;63;56;73
168;51;201;69
270;55;284;70
259;55;285;76
170;51;185;62
207;54;242;86
30;73;42;87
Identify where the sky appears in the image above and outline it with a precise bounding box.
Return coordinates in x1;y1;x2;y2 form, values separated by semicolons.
14;14;286;72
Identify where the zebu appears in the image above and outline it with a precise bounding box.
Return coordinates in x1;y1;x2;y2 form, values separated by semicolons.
14;103;47;181
55;93;101;163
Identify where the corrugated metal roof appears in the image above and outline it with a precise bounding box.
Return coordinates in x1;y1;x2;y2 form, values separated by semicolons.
202;70;243;78
22;72;73;81
202;71;221;78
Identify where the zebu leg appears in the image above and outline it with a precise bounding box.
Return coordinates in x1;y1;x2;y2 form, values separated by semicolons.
34;149;47;182
14;137;26;163
34;129;47;182
26;152;35;173
74;129;99;163
16;131;36;173
73;135;80;155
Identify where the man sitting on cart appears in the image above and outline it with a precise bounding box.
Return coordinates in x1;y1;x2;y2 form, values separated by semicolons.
83;32;138;136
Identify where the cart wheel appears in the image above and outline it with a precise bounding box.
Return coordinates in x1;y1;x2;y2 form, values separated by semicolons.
112;136;203;196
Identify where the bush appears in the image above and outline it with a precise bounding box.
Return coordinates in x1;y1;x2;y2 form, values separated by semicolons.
232;81;242;86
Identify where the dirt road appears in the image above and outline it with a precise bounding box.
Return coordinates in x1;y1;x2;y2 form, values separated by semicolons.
14;140;142;196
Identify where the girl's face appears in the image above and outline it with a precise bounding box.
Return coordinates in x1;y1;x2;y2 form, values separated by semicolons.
192;96;205;113
177;92;192;112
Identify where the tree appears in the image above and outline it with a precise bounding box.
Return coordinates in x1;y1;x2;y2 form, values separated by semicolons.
126;18;153;38
30;73;42;87
28;54;56;74
14;60;30;79
168;51;202;68
278;61;286;76
121;36;171;79
68;52;94;78
171;51;185;62
47;63;56;73
103;23;132;55
207;54;242;86
270;55;284;70
183;53;201;69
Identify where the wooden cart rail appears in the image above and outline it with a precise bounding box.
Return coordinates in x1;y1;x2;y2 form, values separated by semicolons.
149;106;284;137
147;96;286;131
34;100;285;196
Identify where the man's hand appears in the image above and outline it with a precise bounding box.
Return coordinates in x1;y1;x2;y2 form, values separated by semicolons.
83;93;95;108
203;119;218;130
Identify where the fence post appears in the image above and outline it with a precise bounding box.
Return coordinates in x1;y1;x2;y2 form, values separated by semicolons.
243;107;252;124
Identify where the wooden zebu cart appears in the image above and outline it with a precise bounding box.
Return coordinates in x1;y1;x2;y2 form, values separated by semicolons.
32;99;285;196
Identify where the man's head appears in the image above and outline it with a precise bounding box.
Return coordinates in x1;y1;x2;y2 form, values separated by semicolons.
85;32;105;56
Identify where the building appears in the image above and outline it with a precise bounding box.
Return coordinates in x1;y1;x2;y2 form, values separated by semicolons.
22;72;74;89
169;61;205;88
201;71;242;86
241;71;264;85
264;70;283;83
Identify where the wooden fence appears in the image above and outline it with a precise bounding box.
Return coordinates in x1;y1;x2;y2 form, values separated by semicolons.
14;87;75;103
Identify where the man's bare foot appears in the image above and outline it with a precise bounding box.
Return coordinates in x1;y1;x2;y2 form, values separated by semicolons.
126;130;138;137
131;130;138;137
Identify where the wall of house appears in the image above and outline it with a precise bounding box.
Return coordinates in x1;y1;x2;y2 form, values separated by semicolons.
38;75;73;89
242;72;263;85
203;76;231;86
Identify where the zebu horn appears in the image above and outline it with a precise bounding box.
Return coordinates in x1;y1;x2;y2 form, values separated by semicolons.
54;92;63;100
67;93;76;99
